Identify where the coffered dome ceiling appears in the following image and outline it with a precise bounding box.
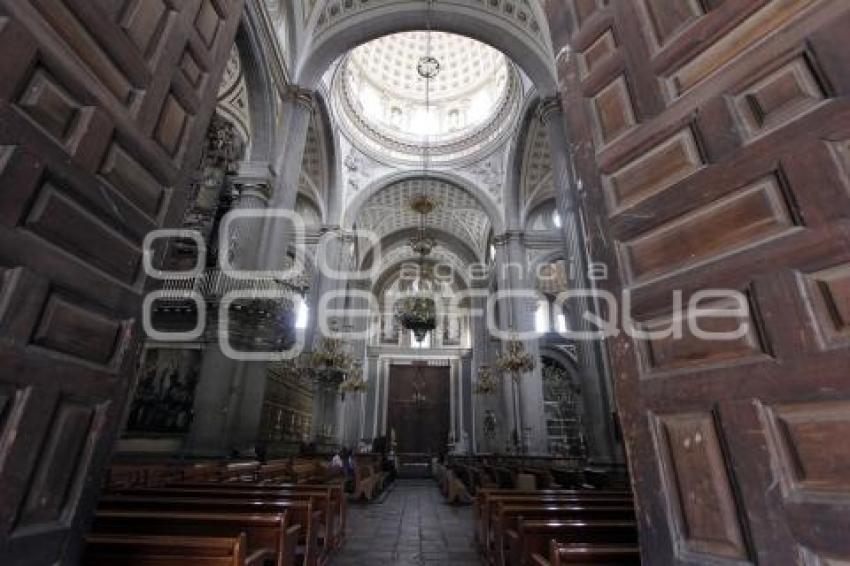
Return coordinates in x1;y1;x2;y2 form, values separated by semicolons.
333;31;522;164
354;178;492;258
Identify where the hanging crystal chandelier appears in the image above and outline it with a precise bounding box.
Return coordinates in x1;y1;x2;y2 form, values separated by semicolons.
339;363;367;399
395;15;440;345
496;338;536;381
474;364;499;395
311;334;354;385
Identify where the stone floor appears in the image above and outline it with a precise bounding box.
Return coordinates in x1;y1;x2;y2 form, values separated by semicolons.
329;480;481;565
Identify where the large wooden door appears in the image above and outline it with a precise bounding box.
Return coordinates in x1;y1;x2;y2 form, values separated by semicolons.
387;364;451;455
0;0;243;563
547;0;850;563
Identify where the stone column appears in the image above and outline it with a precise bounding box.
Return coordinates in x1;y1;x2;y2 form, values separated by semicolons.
469;282;492;453
493;232;548;455
304;226;352;447
539;98;619;463
363;354;380;444
339;277;371;448
254;86;315;273
225;161;274;270
184;170;275;458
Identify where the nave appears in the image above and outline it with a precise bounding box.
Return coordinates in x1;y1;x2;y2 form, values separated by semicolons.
1;0;850;564
83;456;638;566
81;457;640;566
329;481;478;566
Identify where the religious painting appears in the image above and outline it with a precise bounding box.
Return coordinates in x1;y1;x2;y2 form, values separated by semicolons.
125;347;202;435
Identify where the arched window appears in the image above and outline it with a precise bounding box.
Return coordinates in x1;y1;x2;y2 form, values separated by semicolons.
448;109;461;130
390;106;403;128
295;297;309;329
535;299;550;333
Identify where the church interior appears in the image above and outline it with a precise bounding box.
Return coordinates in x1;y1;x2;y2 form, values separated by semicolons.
1;0;849;564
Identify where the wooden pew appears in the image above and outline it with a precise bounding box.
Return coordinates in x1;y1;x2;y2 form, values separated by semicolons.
477;492;633;555
118;485;338;544
445;468;472;504
291;459;319;484
221;462;261;482
496;506;635;566
100;493;322;564
530;541;641;566
83;533;264;566
259;461;292;482
172;481;347;545
509;518;638;566
182;462;223;483
476;489;632;530
353;464;377;501
92;511;299;566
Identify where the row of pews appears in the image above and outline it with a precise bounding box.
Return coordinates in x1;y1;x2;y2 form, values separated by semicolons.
351;454;389;501
83;457;347;566
475;488;640;566
435;455;631;505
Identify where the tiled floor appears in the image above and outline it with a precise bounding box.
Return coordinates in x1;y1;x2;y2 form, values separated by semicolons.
330;480;481;565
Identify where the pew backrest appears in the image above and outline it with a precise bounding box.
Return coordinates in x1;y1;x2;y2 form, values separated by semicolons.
83;533;250;566
92;511;298;566
551;541;641;565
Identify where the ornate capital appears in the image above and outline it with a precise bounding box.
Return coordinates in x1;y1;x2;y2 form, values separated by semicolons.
232;180;272;203
537;96;563;124
492;230;524;247
283;84;315;111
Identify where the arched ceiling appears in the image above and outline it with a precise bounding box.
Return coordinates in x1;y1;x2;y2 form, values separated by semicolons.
348;31;506;103
521;110;554;214
377;243;471;285
333;31;522;165
353;178;492;258
217;44;251;148
298;111;327;214
310;0;553;61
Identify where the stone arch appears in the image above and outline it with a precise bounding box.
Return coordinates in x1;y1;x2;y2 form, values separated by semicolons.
504;92;543;230
314;89;342;224
233;5;279;163
540;346;580;378
343;170;505;236
297;0;558;96
359;226;481;272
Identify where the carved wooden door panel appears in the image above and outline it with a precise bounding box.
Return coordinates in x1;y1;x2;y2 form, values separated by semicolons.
0;0;243;563
388;364;451;455
547;0;850;563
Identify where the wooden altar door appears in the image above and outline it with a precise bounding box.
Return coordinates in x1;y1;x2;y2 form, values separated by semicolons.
387;363;451;455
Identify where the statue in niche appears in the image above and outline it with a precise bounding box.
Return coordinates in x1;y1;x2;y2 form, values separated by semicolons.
483;410;497;439
126;349;202;435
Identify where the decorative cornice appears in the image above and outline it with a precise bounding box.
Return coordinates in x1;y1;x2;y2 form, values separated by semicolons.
537;96;563;124
232;179;273;203
283;84;316;110
492;230;524;246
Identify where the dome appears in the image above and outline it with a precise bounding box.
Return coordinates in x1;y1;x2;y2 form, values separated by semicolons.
334;31;522;164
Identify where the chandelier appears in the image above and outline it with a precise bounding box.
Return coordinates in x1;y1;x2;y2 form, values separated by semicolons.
474;364;499;395
339;363;367;399
396;295;437;342
496;338;536;381
397;196;439;342
311;334;353;385
395;1;441;345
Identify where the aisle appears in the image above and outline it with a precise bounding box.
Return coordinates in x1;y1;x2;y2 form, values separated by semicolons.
330;480;481;565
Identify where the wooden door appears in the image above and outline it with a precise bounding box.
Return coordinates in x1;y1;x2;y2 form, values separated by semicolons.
0;0;243;563
387;364;451;455
547;0;850;563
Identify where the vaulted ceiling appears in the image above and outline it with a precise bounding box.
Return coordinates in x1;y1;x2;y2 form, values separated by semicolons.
353;178;492;260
